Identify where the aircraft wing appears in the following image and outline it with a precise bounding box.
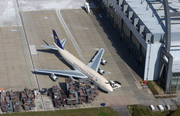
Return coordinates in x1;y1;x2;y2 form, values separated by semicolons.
87;48;105;72
41;38;66;50
35;69;87;78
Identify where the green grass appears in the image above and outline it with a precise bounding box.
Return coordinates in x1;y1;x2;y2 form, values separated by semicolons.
155;81;164;90
171;109;180;116
3;107;120;116
128;105;172;116
156;78;165;91
147;81;159;95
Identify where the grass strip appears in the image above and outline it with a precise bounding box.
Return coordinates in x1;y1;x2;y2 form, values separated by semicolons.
128;105;171;116
3;107;120;116
147;81;158;95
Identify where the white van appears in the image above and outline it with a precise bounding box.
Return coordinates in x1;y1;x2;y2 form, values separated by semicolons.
149;105;155;111
158;105;164;112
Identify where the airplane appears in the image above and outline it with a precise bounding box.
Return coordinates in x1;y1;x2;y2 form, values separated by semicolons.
35;29;113;92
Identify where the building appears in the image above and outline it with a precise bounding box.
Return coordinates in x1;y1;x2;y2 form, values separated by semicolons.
92;0;180;93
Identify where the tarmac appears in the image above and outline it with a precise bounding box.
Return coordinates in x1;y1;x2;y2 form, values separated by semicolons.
0;26;37;91
0;0;176;113
0;7;156;108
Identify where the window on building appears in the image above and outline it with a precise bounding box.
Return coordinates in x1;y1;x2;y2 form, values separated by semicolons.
171;73;180;86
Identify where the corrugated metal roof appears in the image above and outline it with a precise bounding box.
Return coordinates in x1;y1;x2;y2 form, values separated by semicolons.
126;0;180;37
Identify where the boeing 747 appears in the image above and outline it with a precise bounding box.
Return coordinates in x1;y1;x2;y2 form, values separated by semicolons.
35;30;113;92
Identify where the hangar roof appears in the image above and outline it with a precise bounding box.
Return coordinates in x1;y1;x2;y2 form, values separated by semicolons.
126;0;180;41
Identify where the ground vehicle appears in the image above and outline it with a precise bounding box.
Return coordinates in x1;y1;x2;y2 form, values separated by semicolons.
109;80;121;89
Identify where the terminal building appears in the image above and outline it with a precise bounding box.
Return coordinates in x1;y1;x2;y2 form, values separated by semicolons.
92;0;180;93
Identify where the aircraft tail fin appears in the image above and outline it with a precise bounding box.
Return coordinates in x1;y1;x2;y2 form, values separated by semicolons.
52;29;64;50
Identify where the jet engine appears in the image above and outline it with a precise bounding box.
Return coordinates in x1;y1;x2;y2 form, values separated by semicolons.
101;58;107;65
50;73;58;81
98;68;105;75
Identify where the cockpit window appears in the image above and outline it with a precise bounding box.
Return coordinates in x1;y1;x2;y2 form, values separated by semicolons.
105;82;109;84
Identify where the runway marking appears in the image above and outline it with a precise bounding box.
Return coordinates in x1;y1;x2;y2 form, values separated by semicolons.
100;92;104;103
61;13;87;15
0;41;43;47
32;11;44;44
45;53;120;59
22;9;55;12
0;40;42;45
56;10;76;57
14;3;33;89
0;26;22;28
56;10;85;61
32;13;86;17
103;96;130;106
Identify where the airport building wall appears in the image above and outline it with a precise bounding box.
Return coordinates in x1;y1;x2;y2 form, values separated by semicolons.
92;0;180;91
93;0;147;74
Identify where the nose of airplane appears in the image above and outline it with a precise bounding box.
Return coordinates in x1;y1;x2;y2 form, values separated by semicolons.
108;85;113;92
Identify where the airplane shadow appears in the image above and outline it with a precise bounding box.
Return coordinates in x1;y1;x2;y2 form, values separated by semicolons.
43;40;49;46
98;88;109;94
90;81;109;94
89;9;144;79
87;50;104;66
59;82;66;92
87;51;98;63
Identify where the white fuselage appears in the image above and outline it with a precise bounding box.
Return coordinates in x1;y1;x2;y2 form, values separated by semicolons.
54;43;113;92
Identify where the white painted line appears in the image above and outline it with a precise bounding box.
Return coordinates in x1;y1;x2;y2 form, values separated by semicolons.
29;45;37;55
56;9;85;61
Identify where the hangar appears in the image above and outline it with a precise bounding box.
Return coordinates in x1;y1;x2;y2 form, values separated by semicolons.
93;0;180;93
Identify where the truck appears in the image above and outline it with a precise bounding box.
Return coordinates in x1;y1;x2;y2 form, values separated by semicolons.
109;80;121;89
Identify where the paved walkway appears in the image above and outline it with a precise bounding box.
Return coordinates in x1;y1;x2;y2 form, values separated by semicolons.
111;106;131;116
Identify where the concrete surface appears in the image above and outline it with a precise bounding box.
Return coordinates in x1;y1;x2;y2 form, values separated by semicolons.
20;8;141;107
42;96;55;111
91;9;159;106
0;26;37;91
111;106;131;116
0;0;165;114
0;0;21;27
34;93;44;111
